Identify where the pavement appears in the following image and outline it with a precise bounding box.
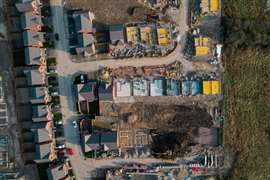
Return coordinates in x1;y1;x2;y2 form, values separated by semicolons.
49;0;217;179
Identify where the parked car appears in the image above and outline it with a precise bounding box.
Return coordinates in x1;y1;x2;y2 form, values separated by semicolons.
72;120;77;128
55;33;59;41
80;74;86;84
68;148;74;156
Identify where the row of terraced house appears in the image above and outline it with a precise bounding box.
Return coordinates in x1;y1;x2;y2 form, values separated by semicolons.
11;0;72;179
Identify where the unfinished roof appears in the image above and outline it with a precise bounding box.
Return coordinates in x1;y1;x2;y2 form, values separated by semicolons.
66;0;152;25
193;127;219;146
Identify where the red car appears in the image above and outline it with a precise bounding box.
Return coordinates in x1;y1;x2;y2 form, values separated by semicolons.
68;148;74;156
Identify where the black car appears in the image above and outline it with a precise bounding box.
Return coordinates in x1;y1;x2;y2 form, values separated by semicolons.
55;33;59;41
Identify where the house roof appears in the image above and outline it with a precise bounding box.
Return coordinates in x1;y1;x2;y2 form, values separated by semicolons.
26;69;43;86
33;128;51;143
31;122;47;130
101;132;117;151
84;133;100;152
30;86;45;101
32;105;47;118
15;2;34;12
84;131;117;152
109;25;124;44
98;82;113;101
24;47;42;65
77;83;96;102
73;11;94;48
21;11;42;30
47;164;67;180
77;33;93;48
74;12;93;32
34;143;51;162
23;31;44;47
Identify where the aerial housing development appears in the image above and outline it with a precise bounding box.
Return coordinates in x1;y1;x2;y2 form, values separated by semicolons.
0;0;269;179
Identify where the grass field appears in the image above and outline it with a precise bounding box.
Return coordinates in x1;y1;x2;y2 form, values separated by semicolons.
223;1;270;179
223;49;270;179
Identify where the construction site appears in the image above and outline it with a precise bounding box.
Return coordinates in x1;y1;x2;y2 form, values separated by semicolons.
0;0;234;179
65;0;181;60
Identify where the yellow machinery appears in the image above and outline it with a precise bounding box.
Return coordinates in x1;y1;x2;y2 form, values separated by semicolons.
195;37;210;56
196;47;210;56
126;27;137;44
211;80;220;95
203;81;211;95
210;0;219;12
140;26;153;45
157;27;170;46
203;80;220;95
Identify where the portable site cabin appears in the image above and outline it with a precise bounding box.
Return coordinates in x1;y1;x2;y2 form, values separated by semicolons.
203;81;211;95
211;80;220;95
150;79;165;96
182;81;191;96
191;80;201;95
115;80;132;97
167;78;180;96
133;79;149;96
203;80;220;95
210;0;219;12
